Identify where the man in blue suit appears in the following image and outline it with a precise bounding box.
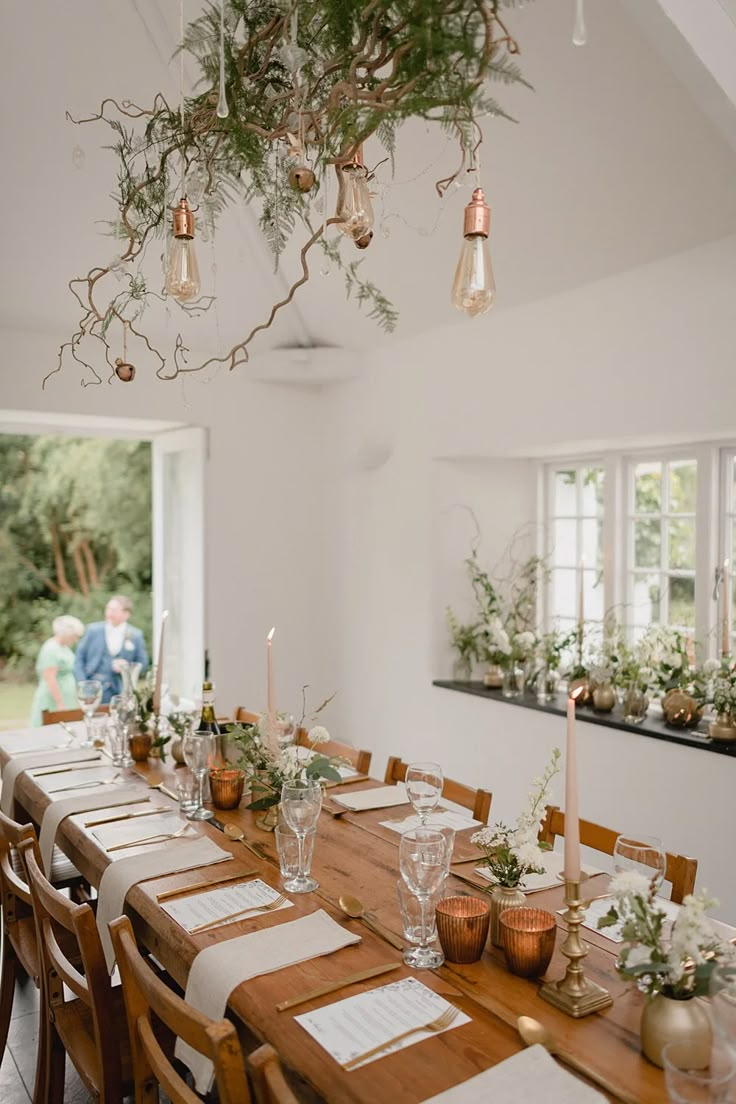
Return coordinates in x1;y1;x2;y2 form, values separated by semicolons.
74;595;149;703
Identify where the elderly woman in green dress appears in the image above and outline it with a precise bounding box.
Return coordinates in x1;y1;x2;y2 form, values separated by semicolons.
30;615;86;726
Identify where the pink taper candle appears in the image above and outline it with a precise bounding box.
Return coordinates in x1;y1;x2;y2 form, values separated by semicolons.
267;626;276;720
152;609;169;716
564;686;584;882
722;560;730;659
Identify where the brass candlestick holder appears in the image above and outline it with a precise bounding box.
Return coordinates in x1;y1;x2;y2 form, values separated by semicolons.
539;879;613;1018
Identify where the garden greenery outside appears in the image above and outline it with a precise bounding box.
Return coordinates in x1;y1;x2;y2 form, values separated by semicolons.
0;434;152;726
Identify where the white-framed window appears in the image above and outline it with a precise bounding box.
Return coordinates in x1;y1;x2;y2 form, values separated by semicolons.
539;441;733;657
544;462;605;637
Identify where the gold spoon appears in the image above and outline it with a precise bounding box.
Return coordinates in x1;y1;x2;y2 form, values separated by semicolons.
224;823;267;860
337;893;403;951
517;1016;637;1104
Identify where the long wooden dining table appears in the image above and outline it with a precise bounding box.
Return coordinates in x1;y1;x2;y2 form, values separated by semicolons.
1;726;672;1103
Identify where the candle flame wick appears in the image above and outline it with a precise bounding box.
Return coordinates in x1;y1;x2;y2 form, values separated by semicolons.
267;626;275;642
570;686;584;702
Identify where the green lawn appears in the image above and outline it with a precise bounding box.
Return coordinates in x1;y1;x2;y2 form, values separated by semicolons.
0;681;34;731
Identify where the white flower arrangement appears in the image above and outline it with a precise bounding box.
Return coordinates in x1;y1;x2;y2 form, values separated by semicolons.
712;670;736;715
597;874;730;998
471;748;560;888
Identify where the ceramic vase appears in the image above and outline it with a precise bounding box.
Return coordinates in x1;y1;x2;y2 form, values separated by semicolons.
640;992;712;1069
488;885;527;948
709;711;736;743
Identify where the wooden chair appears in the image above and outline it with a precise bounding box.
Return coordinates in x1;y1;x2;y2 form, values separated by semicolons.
537;805;698;903
20;838;133;1104
383;757;492;824
246;1044;299;1104
41;706;108;726
110;915;296;1104
295;729;372;775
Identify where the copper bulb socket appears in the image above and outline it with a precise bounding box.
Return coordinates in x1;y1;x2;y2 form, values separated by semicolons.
172;197;195;240
463;187;491;239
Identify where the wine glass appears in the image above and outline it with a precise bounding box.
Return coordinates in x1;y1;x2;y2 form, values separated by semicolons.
77;680;103;747
280;781;322;893
710;961;736;1055
115;693;137;768
613;834;667;895
399;827;447;969
405;762;443;825
182;731;216;821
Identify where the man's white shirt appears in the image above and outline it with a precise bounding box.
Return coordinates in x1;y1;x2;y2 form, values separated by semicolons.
104;621;127;656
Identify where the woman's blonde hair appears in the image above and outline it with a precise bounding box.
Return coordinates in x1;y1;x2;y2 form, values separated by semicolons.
53;615;85;640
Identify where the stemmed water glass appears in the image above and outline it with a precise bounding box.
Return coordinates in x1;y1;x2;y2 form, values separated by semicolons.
182;731;216;821
77;680;103;747
399;827;447;969
405;762;444;825
613;834;667;894
710;962;736;1056
113;694;137;768
280;781;322;893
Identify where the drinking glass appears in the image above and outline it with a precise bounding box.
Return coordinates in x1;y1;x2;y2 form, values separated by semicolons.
399;827;447;968
182;731;216;821
711;962;736;1054
613;834;667;894
108;718;132;768
405;762;443;825
662;1040;736;1102
116;694;138;767
108;695;122;723
89;713;108;748
275;825;317;881
396;878;441;946
280;781;322;892
77;680;103;747
175;772;198;815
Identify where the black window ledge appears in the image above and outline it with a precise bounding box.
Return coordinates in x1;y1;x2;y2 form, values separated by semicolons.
432;680;736;759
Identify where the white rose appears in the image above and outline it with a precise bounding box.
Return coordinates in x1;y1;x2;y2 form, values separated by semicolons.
625;944;652;969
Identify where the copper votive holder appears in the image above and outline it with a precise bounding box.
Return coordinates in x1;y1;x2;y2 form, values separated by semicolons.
129;731;152;762
499;907;557;978
435;896;490;964
209;768;245;810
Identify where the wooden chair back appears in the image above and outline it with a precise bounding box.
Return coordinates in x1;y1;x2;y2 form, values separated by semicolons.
247;1044;299;1104
383;757;492;824
0;810;36;915
537;805;698;903
233;707;260;726
42;706;108;726
109;915;251;1104
20;838;124;1102
295;729;372;775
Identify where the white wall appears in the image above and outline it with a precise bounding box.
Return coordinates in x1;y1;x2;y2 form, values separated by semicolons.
322;234;736;917
0;328;335;723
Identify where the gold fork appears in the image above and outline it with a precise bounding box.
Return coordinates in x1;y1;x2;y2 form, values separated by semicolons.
46;773;123;794
189;892;289;934
341;1005;459;1071
135;775;180;802
106;823;197;852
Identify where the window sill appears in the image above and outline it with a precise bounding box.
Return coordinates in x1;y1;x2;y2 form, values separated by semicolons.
432;680;736;758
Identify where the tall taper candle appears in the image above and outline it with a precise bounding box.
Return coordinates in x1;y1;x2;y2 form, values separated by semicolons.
152;609;169;716
267;626;276;719
564;686;583;881
722;560;730;659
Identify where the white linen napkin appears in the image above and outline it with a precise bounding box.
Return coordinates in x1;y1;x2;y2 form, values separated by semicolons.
0;749;101;814
177;909;361;1093
39;786;147;874
419;1045;606;1102
332;784;410;812
474;849;606;893
0;727;73;754
97;836;231;971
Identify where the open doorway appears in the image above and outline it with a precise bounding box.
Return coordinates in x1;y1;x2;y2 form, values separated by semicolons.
0;413;206;731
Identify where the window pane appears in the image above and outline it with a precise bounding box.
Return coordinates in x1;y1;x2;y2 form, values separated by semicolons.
553;470;577;515
731;457;736;507
581;519;603;571
634;519;660;568
631;573;662;623
669;576;695;628
668;518;696;571
552;519;577;567
551;568;576;620
668;460;696;514
583;569;604;621
635;462;661;513
580;467;605;517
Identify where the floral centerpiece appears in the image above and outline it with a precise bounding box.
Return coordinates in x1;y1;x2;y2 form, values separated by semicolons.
597;872;733;1066
707;665;736;741
471;748;560;945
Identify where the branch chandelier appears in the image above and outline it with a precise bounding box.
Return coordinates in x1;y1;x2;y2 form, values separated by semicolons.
46;0;533;388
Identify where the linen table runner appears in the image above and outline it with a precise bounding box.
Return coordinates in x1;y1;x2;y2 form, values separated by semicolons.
177;909;361;1092
97;836;231;970
0;748;101;814
39;785;147;873
420;1044;606;1102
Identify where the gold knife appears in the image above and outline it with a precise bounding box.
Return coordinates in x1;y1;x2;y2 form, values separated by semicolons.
31;760;102;777
276;963;400;1012
84;804;165;828
156;870;259;902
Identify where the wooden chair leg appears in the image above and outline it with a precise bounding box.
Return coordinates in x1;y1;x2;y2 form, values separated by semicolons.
44;1024;66;1104
31;1002;48;1104
0;935;18;1061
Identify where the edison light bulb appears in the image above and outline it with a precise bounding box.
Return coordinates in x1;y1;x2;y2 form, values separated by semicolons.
335;158;374;241
166;197;201;302
451;187;495;318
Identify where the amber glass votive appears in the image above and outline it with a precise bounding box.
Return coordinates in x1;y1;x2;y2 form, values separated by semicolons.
499;907;557;978
209;768;245;810
129;731;152;762
435;896;490;963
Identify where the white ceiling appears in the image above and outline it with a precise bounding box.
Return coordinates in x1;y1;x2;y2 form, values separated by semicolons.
1;0;735;372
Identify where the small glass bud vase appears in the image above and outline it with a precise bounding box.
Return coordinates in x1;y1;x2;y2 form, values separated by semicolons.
536;666;559;703
502;664;525;699
483;664;505;689
488;884;527;948
620;682;649;724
